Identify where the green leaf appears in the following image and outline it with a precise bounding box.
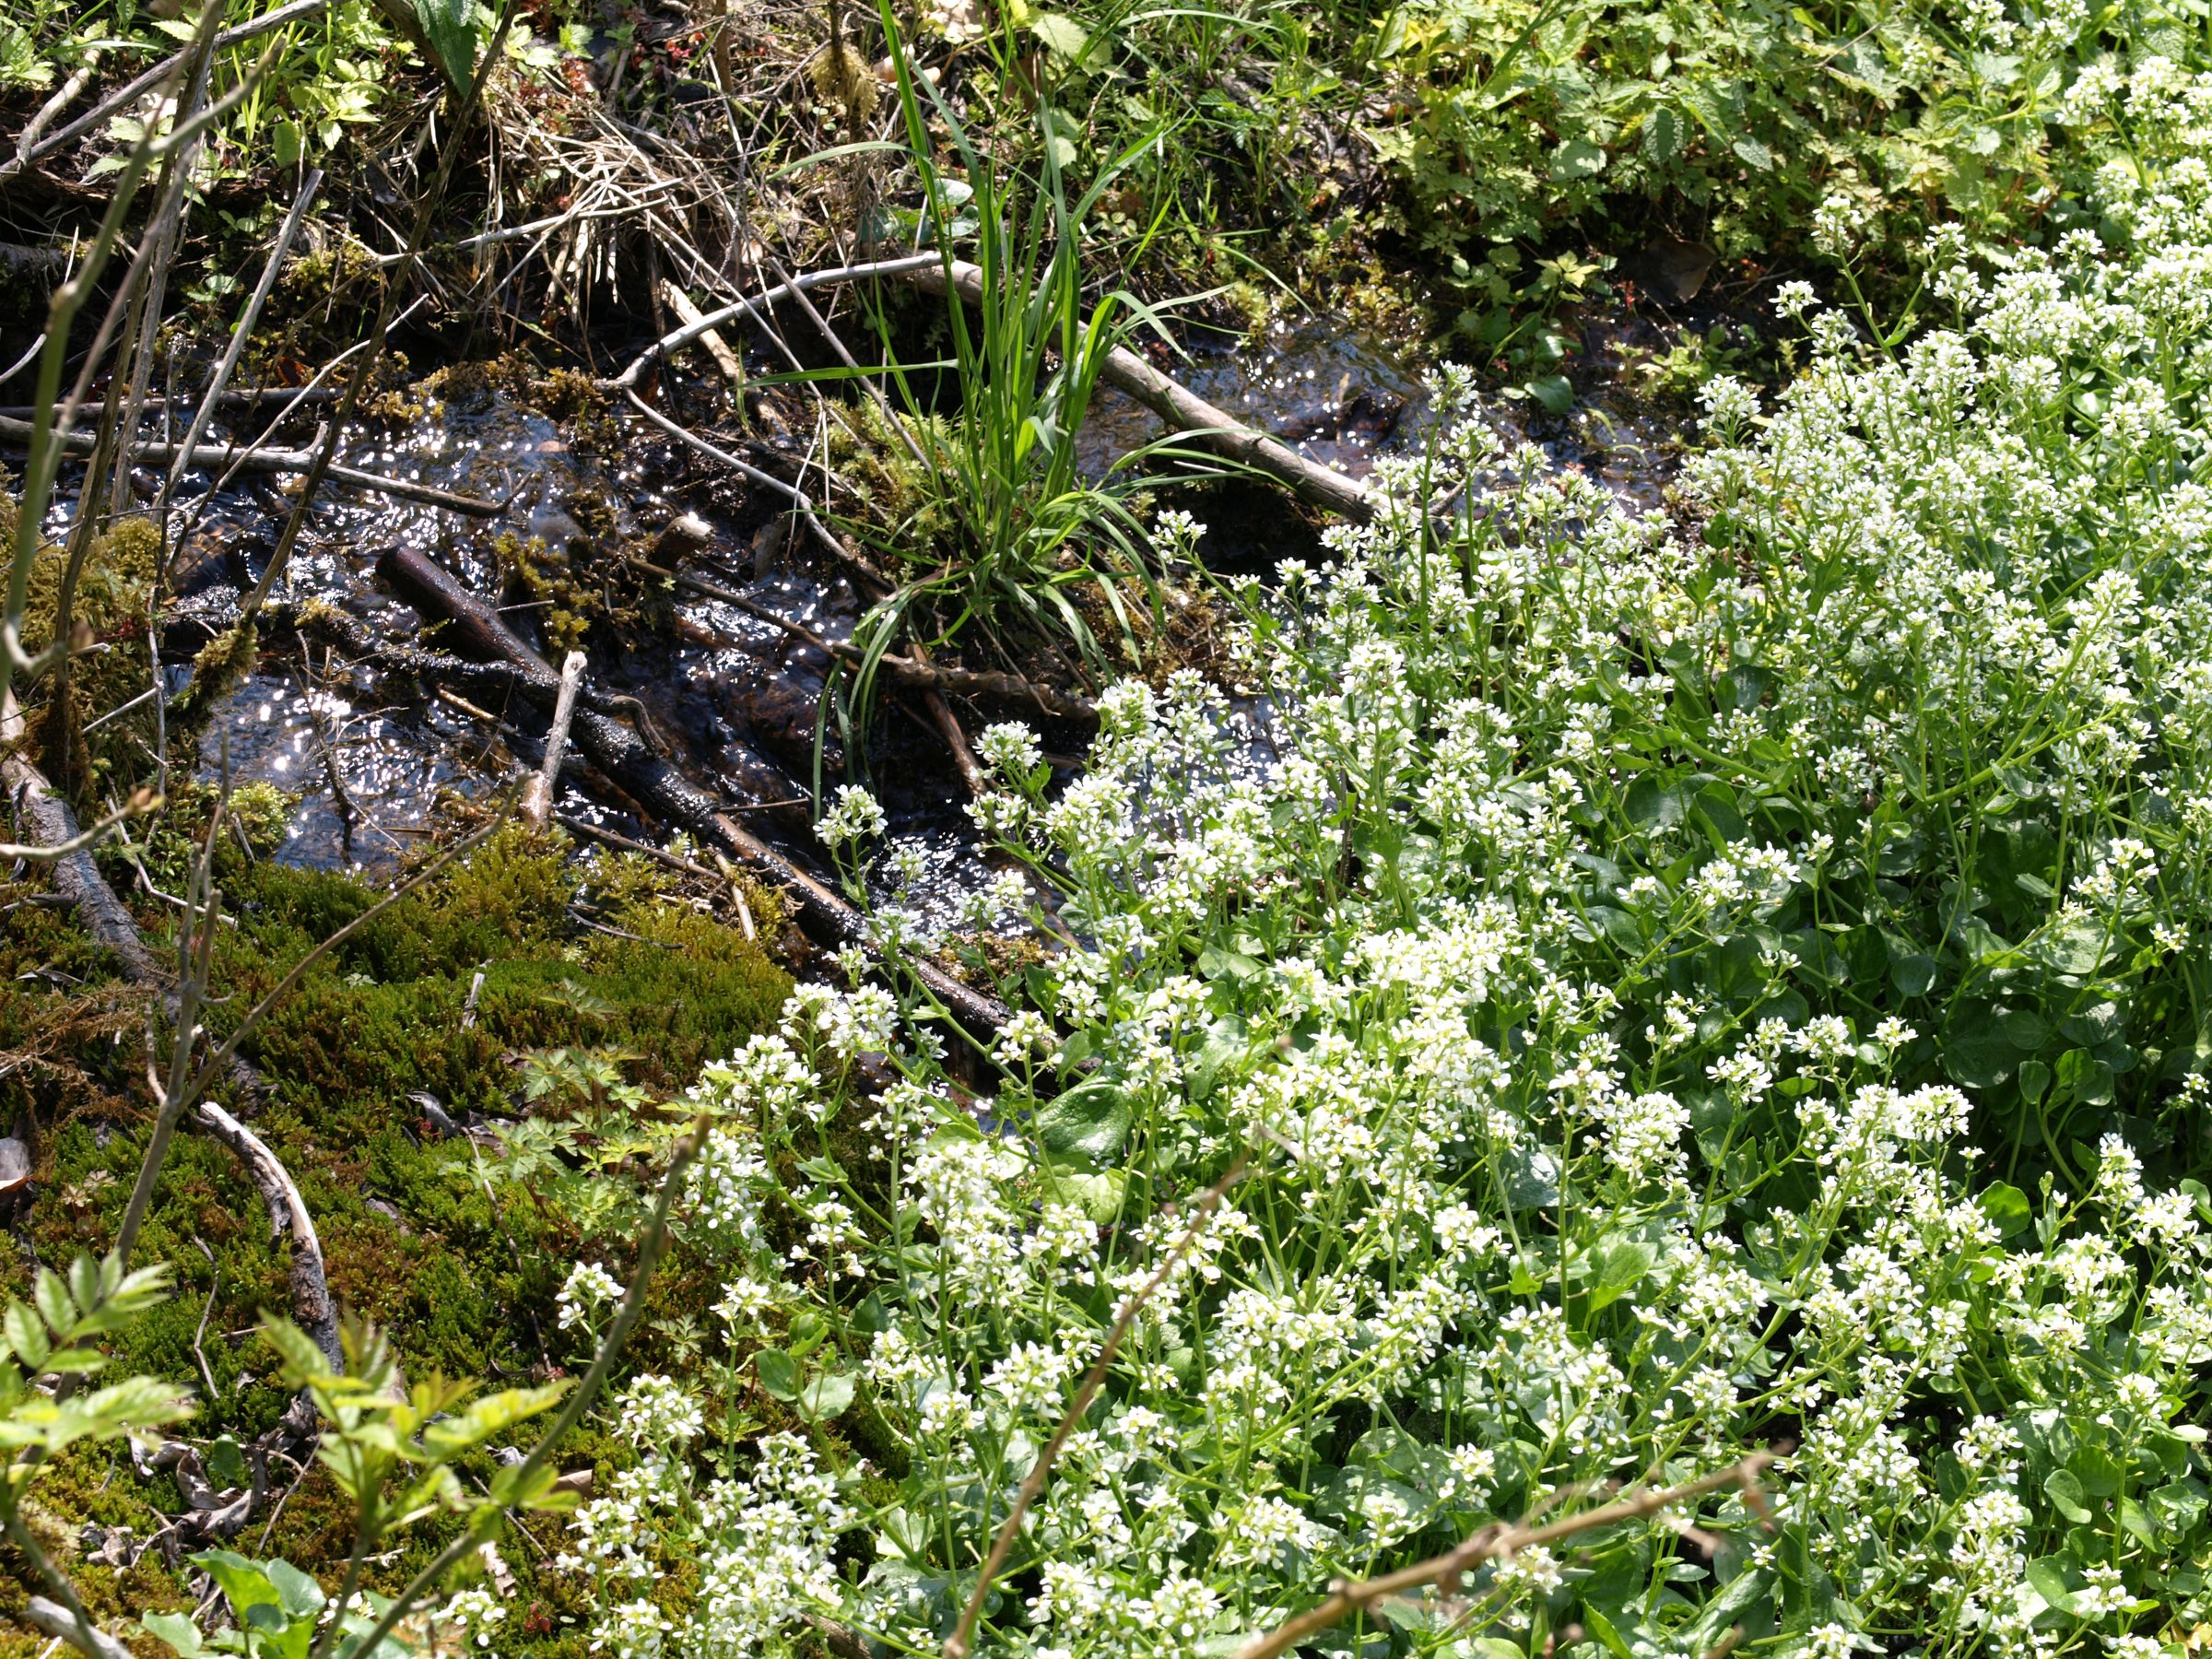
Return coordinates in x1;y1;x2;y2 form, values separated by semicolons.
2150;1478;2207;1533
1582;1606;1635;1659
1034;1083;1132;1159
1732;135;1774;170
1998;1008;2051;1052
1030;13;1106;67
206;1435;249;1491
755;1348;802;1401
1888;953;1936;997
36;1265;76;1337
141;1613;206;1658
260;1315;335;1385
1583;1239;1655;1312
1977;1182;2031;1238
5;1300;50;1371
1550;136;1607;179
413;0;478;89
2119;1495;2158;1544
2042;1468;2092;1524
798;1371;856;1422
194;1550;286;1624
1642;104;1683;162
1525;374;1575;415
1943;1026;2017;1089
1043;1162;1126;1223
2054;1047;2114;1105
265;1559;326;1620
1623;776;1685;830
2025;1556;2077;1613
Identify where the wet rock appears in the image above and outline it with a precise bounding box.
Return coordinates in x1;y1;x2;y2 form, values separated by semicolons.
1637;238;1716;304
729;644;837;771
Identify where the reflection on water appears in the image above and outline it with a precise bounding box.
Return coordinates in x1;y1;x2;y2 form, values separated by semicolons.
119;319;1685;900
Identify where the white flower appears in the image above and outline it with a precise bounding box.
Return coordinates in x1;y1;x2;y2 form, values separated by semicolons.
556;1260;621;1331
816;784;887;849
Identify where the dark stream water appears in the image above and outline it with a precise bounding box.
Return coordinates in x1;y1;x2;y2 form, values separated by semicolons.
100;318;1684;922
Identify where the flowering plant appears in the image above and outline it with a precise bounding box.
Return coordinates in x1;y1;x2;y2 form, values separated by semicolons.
533;61;2212;1659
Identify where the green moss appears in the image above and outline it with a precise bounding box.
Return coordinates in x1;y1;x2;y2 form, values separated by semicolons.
3;825;794;1636
10;504;162;808
112;778;297;893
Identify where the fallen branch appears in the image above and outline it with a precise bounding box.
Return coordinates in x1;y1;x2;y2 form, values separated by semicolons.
23;1597;134;1659
3;689;159;975
0;417;504;517
907;260;1374;522
608;256;1376;522
522;649;587;830
944;1159;1249;1659
1231;1454;1779;1659
159;169;324;524
656;279;746;388
0;389;342;421
608;255;943;390
196;1101;342;1371
378;547;1011;1036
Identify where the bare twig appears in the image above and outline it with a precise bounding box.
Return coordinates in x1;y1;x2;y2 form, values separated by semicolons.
21;1594;133;1659
655;278;747;388
232;0;523;637
1230;1454;1780;1659
158;168;326;529
197;1101;342;1371
639;555;1092;719
0;418;505;516
522;650;587;829
618;254;1378;521
606;254;941;389
944;1159;1250;1659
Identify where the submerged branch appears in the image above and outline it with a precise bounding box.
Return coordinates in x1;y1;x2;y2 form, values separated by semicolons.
0;417;506;517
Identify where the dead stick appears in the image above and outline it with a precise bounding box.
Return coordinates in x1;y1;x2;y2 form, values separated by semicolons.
379;548;1009;1035
906;260;1374;522
522;649;586;829
636;555;1092;719
655;279;746;388
3;689;160;977
1231;1454;1779;1659
195;1101;342;1372
612;257;1376;521
945;1160;1248;1659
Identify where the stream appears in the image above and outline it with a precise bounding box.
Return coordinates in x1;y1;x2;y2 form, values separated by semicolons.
100;315;1687;918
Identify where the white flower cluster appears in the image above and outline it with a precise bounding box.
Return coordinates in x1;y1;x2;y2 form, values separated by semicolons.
554;48;2212;1659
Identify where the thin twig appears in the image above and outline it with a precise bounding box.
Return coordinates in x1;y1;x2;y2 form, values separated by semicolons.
158;168;326;530
944;1159;1250;1659
1230;1454;1780;1659
0;418;504;516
